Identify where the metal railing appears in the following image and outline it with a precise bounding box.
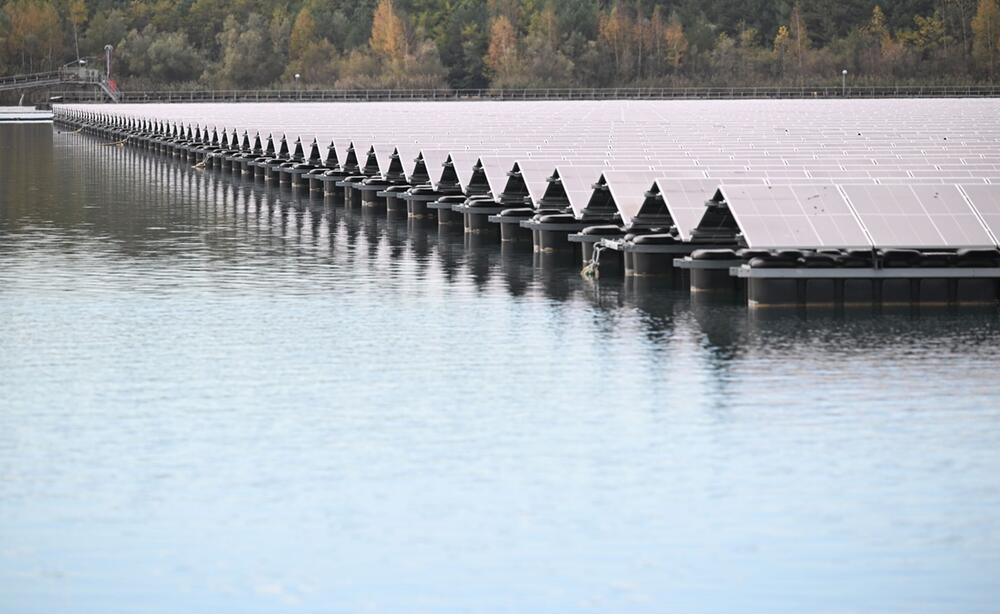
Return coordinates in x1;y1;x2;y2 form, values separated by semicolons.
46;84;1000;104
0;66;118;100
0;70;65;91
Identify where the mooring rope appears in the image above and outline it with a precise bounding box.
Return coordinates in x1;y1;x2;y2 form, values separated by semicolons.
581;243;604;279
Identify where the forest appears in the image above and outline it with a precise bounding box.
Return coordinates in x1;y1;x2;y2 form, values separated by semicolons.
2;0;1000;90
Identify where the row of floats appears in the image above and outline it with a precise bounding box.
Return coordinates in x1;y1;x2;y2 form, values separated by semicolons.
57;110;1000;309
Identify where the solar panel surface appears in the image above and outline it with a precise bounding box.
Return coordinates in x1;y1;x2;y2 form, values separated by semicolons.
70;99;1000;249
841;184;995;249
720;184;872;249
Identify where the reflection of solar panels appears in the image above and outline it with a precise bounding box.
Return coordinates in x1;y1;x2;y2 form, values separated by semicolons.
841;184;995;249
88;98;1000;247
719;185;872;249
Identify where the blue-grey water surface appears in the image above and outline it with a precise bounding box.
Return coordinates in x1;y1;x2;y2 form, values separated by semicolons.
2;123;1000;612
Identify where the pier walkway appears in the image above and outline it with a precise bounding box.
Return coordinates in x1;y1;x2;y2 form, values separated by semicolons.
0;68;119;102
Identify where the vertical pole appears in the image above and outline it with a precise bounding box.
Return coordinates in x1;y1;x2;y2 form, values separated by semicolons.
104;45;113;80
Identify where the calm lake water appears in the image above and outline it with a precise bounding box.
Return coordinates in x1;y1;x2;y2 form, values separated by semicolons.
2;122;1000;612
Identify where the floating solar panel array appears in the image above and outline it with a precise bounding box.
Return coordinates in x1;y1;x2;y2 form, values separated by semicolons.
717;184;873;250
63;99;1000;250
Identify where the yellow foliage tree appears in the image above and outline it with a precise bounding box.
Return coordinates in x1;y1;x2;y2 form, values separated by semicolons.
289;7;317;61
663;14;688;70
599;3;632;79
773;24;792;78
788;3;809;83
896;12;951;68
485;14;518;85
3;0;63;71
285;6;340;84
370;0;407;74
863;6;897;75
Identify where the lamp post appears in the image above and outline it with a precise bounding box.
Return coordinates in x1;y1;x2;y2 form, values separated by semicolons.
842;69;848;97
61;58;86;74
295;73;301;99
104;45;114;79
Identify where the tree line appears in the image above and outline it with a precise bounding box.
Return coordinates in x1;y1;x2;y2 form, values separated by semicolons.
2;0;1000;89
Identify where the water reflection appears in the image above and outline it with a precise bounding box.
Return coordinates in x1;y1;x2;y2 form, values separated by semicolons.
4;123;1000;356
4;122;1000;612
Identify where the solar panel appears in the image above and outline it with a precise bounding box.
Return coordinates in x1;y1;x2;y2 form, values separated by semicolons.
604;170;665;227
555;166;607;217
841;184;996;249
394;142;423;180
516;159;561;204
70;98;1000;250
958;184;1000;246
448;150;481;191
478;156;520;197
372;143;396;175
719;184;872;249
655;178;730;242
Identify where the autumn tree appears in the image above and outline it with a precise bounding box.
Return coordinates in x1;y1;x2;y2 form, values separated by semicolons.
599;3;632;81
290;7;317;61
788;3;810;84
663;13;688;72
896;10;956;74
972;0;1000;78
485;14;517;85
859;6;904;76
285;6;338;83
1;0;997;90
773;25;792;79
3;0;62;71
370;0;407;75
903;12;950;55
769;3;811;83
486;0;521;31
